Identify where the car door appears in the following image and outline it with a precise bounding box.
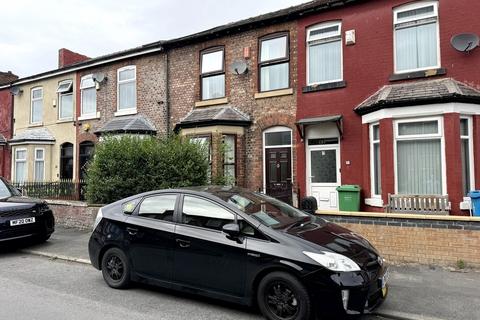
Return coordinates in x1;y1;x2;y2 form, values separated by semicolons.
173;194;247;297
125;193;178;283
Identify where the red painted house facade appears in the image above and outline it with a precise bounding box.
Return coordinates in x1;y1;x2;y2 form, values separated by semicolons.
0;71;18;179
296;0;480;215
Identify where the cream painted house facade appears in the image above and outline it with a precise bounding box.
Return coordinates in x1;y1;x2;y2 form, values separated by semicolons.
11;73;77;182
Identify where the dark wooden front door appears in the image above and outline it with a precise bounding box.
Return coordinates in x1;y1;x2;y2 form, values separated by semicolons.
266;147;292;204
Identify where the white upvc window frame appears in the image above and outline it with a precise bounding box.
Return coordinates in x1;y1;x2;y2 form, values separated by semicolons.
34;147;45;182
393;116;446;195
393;1;440;74
370;123;381;198
57;80;74;121
30;87;43;124
116;65;137;116
14;148;27;183
460;116;475;197
80;74;98;119
306;21;343;86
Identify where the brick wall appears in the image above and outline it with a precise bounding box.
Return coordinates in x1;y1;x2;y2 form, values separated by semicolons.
47;200;100;230
168;21;298;192
322;214;480;268
75;53;168;176
0;88;14;179
58;48;90;68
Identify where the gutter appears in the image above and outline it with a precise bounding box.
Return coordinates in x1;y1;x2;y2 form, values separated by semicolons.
0;47;163;89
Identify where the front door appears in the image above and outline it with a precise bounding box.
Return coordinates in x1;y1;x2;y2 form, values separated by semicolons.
307;146;340;210
266;147;292;204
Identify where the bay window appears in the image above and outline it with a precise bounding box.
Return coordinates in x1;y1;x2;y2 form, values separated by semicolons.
80;75;97;118
190;136;211;182
14;149;27;183
307;21;342;85
370;124;381;197
223;135;236;185
201;48;225;100
394;1;439;73
34;148;45;182
259;33;289;92
460;117;474;196
117;66;136;112
395;118;443;195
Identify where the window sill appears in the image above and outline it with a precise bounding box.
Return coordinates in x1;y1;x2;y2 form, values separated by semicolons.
194;97;228;108
389;68;446;82
254;88;293;99
78;112;101;121
302;80;346;93
28;122;44;128
56;118;74;124
114;109;137;117
365;197;384;208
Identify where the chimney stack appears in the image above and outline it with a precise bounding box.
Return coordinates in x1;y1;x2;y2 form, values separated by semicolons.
58;48;90;68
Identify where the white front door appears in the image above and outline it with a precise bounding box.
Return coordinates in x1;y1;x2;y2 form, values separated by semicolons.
307;145;341;210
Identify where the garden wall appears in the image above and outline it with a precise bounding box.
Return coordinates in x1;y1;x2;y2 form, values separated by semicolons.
46;200;101;230
319;212;480;269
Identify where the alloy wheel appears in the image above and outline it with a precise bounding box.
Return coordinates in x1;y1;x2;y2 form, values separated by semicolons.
265;281;299;319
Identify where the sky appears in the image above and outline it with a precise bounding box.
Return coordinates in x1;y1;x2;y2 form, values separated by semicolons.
0;0;309;78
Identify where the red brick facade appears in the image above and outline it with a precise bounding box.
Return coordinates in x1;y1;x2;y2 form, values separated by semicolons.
296;0;480;215
168;21;298;199
58;48;90;68
0;71;18;179
75;53;168;178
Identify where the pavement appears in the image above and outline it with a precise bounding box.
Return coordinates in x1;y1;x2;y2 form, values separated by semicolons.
13;226;480;320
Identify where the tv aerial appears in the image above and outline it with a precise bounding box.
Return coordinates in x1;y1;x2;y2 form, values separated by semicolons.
230;60;248;75
451;33;479;53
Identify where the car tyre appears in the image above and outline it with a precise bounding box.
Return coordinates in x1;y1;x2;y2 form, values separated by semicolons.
101;247;131;289
257;271;311;320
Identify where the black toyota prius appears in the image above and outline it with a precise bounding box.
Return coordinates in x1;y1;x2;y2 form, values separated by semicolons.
0;177;55;243
89;186;388;320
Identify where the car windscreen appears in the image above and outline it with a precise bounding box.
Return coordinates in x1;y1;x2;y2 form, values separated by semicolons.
216;190;310;230
0;179;16;199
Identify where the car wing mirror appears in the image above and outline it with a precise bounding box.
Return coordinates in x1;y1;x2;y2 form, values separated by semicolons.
222;223;241;240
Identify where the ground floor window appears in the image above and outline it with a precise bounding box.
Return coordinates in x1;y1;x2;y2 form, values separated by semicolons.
370;124;381;197
14;149;27;182
222;135;236;185
460;117;474;196
34;148;45;182
190;135;211;182
395;118;443;195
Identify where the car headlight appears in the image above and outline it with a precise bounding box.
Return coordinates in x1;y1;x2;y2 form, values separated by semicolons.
93;208;103;231
303;251;361;272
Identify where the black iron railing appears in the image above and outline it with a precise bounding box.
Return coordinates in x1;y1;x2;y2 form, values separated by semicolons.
12;180;87;201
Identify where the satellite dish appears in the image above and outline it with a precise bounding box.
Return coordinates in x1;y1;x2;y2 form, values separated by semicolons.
9;86;22;96
451;33;479;52
230;60;248;75
92;72;106;83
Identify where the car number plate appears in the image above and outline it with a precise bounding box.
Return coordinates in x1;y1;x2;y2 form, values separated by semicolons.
10;217;36;227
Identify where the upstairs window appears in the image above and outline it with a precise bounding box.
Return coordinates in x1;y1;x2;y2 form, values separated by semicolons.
80;75;96;117
394;1;439;73
31;87;43;124
201;48;225;100
57;80;73;120
307;21;342;85
117;66;136;111
259;33;289;92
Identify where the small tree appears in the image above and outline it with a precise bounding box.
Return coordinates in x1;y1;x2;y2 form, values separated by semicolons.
85;135;208;204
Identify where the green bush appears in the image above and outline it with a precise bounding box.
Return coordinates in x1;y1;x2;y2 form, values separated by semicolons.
85;135;209;204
